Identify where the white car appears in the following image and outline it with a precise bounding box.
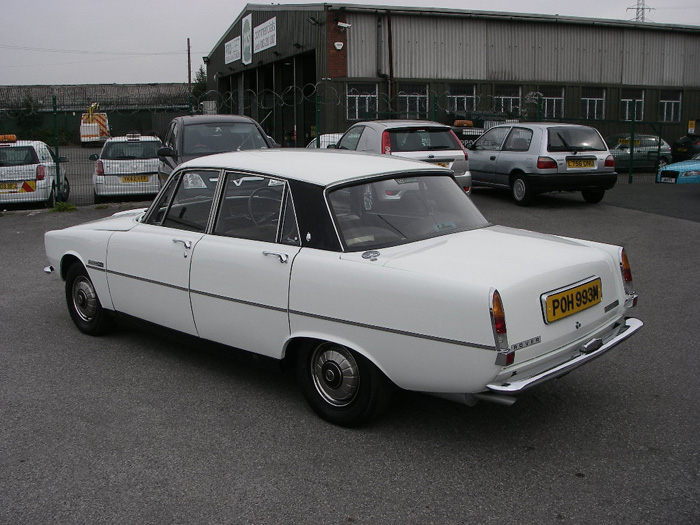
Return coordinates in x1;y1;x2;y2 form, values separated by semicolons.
90;134;162;202
44;149;642;426
0;134;69;206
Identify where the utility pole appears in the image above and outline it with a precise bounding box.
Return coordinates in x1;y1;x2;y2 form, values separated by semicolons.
627;0;653;22
187;38;192;92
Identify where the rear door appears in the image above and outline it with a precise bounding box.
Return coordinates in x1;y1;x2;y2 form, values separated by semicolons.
189;172;302;358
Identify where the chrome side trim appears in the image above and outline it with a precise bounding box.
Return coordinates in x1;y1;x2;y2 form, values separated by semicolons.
486;317;643;394
290;309;495;350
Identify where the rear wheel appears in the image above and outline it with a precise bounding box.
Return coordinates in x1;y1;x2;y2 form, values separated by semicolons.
582;188;605;203
65;263;112;335
297;341;392;427
46;185;56;208
59;177;70;201
511;174;533;206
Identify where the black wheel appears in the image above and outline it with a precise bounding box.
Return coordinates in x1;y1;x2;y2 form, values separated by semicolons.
65;263;112;335
60;177;70;201
511;174;533;206
297;341;392;427
46;185;56;208
582;188;605;203
93;192;103;205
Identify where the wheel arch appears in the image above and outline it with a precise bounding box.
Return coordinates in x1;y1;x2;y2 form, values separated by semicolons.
59;253;84;280
282;334;392;383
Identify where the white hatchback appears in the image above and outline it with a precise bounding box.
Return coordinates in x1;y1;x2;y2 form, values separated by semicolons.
0;134;69;206
91;134;162;202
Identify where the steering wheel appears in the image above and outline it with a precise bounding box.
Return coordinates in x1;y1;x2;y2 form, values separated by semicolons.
248;186;282;226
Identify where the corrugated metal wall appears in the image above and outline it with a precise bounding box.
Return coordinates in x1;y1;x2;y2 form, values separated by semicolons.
347;12;700;88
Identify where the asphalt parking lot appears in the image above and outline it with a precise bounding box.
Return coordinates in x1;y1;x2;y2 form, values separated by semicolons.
1;183;698;524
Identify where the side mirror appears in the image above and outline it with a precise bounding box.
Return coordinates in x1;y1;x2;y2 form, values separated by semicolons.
88;154;99;161
326;144;337;149
58;156;70;163
157;146;176;158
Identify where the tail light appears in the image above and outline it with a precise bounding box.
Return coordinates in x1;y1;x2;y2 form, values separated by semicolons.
537;156;557;169
36;165;46;181
490;289;513;365
381;130;391;155
95;160;104;176
619;247;634;292
605;155;615;168
449;130;468;161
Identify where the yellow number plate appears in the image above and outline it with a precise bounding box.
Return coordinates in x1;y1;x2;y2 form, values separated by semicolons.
566;159;595;168
542;277;602;324
121;175;149;183
0;182;17;190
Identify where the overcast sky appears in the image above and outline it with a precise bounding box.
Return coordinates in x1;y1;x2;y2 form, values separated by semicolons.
1;0;698;86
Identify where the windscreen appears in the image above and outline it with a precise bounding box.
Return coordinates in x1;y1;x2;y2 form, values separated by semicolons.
328;174;488;251
183;122;268;155
548;127;606;152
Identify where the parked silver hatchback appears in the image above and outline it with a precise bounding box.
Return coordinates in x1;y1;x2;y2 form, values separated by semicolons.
468;123;616;205
334;120;471;194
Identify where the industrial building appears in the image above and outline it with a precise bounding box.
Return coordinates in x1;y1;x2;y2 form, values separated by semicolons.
204;3;700;147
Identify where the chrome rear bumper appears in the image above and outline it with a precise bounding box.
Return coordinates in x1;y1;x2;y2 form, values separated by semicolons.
486;317;643;394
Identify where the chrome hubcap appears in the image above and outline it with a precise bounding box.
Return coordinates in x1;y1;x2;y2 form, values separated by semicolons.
72;276;98;322
311;343;360;407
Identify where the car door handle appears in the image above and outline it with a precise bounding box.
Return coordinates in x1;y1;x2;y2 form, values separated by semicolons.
263;251;288;264
173;239;192;249
490;156;496;161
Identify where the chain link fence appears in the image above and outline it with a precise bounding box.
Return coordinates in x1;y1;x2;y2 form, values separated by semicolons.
1;84;667;207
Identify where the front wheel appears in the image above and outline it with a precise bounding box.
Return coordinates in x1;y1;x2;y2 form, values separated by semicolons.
582;188;605;203
297;341;392;427
511;175;533;206
65;263;112;335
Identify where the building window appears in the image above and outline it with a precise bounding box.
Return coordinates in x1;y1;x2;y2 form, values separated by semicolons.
447;84;476;116
621;89;644;121
537;86;564;119
494;85;521;117
346;83;378;121
580;88;606;120
659;90;681;123
397;83;429;119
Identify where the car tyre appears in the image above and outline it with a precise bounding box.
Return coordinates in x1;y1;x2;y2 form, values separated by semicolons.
65;263;112;336
511;174;533;206
46;185;56;208
297;341;392;427
582;188;605;204
60;177;70;202
93;192;103;205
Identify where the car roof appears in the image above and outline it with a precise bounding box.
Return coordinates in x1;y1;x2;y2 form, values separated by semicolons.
357;120;450;129
104;135;160;143
0;140;44;148
176;114;258;125
178;148;451;187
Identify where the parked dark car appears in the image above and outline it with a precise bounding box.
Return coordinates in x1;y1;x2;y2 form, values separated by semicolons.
605;134;672;171
157;115;276;182
671;133;700;162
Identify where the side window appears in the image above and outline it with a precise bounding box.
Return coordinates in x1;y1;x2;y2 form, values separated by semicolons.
147;169;218;231
213;173;287;243
36;144;52;163
336;126;364;151
474;127;509;151
503;128;533;152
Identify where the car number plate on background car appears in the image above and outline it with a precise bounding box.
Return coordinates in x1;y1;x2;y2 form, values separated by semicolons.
566;159;595;169
0;182;17;190
660;177;676;183
541;277;602;324
121;175;149;183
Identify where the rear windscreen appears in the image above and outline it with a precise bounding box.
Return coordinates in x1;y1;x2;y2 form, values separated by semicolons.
102;141;161;160
0;146;38;166
548;127;606;152
389;129;462;152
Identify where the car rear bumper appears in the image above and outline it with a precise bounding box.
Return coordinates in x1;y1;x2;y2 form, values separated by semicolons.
485;316;642;395
528;172;618;192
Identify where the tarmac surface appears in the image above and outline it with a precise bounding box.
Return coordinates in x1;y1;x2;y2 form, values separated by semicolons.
0;181;698;524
